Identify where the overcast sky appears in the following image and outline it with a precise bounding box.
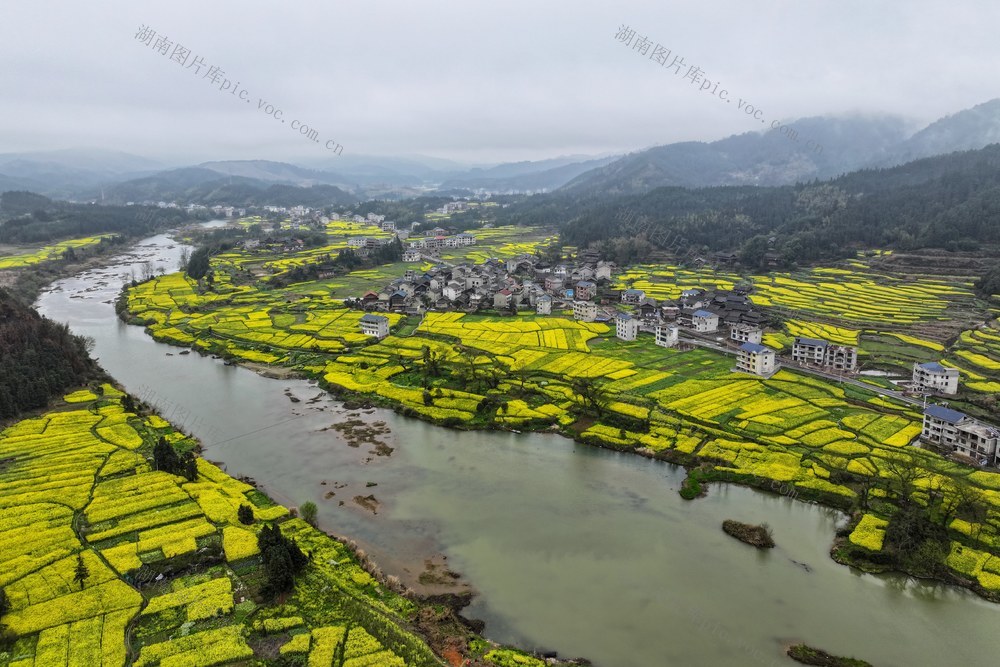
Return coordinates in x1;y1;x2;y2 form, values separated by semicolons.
2;0;998;166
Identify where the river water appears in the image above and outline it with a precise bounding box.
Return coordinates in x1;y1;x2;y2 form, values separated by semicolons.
35;229;1000;667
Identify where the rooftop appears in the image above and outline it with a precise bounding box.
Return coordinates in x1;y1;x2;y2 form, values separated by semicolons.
917;361;959;375
924;404;967;424
794;337;828;348
739;342;772;354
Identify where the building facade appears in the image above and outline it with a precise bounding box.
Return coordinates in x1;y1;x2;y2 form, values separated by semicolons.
616;313;640;341
921;404;999;464
792;337;858;372
730;323;763;345
691;309;719;333
359;314;389;339
913;362;960;394
736;342;776;376
655;324;679;348
573;301;597;322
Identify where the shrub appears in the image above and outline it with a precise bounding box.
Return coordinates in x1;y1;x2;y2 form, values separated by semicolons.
300;502;317;527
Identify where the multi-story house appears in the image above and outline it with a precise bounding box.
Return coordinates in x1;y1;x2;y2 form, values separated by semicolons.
654;324;679;348
615;313;640;341
736;342;777;376
359;314;389;339
922;405;999;464
573;301;598;322
730;323;763;345
913;362;960;395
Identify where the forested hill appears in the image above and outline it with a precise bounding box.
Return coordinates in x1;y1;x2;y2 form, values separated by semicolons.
0;191;193;244
541;143;1000;267
0;288;100;419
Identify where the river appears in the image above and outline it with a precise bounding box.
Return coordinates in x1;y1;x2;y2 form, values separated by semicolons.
35;228;1000;667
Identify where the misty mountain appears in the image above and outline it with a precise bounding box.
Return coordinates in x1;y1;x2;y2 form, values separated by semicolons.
197;160;353;188
104;167;358;208
0;149;165;199
562;98;1000;196
438;155;619;192
553;142;1000;268
561;115;911;195
883;98;1000;166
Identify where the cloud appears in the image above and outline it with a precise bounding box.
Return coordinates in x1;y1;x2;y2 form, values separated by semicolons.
1;0;997;164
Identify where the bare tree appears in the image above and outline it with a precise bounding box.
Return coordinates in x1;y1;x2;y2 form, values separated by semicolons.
882;456;930;505
571;377;608;416
954;482;990;547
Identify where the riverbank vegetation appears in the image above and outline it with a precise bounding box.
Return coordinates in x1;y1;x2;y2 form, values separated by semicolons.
787;644;872;667
0;288;100;419
118;234;1000;602
0;384;578;666
0;191;192;245
721;520;775;549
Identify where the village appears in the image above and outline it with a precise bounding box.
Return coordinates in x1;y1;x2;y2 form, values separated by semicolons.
348;245;1000;471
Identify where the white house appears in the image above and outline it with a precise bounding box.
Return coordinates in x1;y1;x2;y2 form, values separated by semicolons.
913;362;960;395
359;314;389;340
792;337;858;372
443;281;464;301
536;294;552;315
921;404;998;464
655;324;679;348
616;313;640;341
730;323;763;345
621;288;645;304
736;342;777;376
825;345;858;372
791;337;827;365
691;309;719;333
402;249;422;262
494;289;513;309
573;301;598;322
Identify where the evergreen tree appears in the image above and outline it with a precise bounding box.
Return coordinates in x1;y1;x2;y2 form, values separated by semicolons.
153;437;181;473
182;452;198;482
257;525;309;598
186;247;211;280
73;554;90;589
238;504;255;525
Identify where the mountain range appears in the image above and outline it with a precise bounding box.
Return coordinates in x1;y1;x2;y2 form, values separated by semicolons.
2;98;1000;205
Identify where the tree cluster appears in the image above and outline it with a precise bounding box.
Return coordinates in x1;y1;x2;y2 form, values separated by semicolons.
975;263;1000;298
257;524;309;599
152;436;198;481
486;144;1000;267
0;193;191;244
0;288;98;419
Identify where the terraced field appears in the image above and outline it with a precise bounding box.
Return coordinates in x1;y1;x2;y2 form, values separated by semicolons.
0;385;447;666
945;320;1000;393
0;235;114;270
614;262;976;325
435;226;557;264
